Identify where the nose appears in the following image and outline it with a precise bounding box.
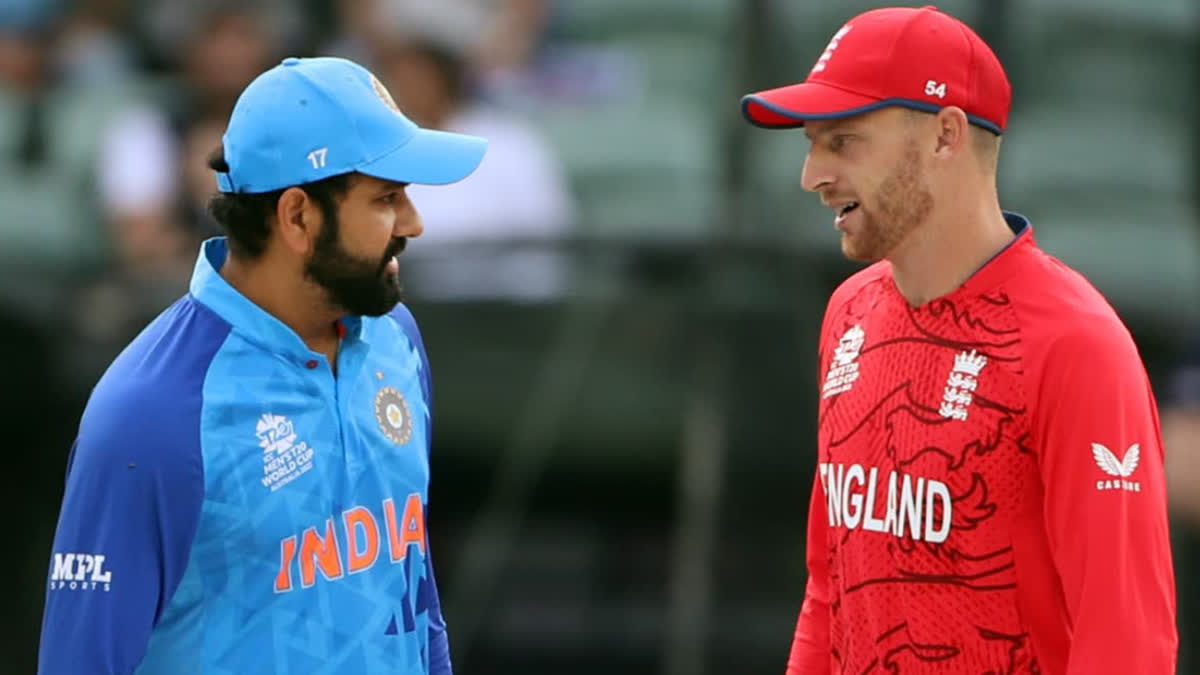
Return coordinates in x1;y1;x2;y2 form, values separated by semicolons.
394;192;424;238
397;210;424;239
800;151;833;194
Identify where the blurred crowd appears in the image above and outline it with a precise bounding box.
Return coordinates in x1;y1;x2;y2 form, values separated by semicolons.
0;0;578;345
3;1;1200;673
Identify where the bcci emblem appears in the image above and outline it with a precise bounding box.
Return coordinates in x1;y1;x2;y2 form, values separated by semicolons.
374;387;412;445
370;74;402;115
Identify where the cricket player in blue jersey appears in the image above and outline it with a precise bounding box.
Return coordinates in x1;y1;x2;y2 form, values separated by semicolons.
38;56;487;674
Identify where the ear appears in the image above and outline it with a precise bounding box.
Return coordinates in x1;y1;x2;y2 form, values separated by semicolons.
274;187;322;256
932;106;970;161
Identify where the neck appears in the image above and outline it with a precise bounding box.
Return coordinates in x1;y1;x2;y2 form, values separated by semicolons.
887;183;1014;307
220;252;343;363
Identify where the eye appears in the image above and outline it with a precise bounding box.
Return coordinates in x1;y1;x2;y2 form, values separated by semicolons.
830;134;853;152
379;192;398;205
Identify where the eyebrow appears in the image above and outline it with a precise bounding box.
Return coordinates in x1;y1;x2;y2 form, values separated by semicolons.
805;120;856;142
373;180;410;194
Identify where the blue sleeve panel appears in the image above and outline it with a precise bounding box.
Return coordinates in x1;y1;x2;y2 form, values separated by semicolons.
425;548;452;675
38;297;231;675
389;303;433;430
389;303;451;675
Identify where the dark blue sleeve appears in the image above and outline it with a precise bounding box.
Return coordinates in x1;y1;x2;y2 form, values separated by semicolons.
38;391;205;674
426;550;452;675
389;304;451;673
389;303;432;426
38;298;220;674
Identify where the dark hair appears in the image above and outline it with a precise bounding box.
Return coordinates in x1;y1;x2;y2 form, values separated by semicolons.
206;147;355;259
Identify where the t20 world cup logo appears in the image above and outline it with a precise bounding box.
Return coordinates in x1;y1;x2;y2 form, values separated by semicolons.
256;414;297;456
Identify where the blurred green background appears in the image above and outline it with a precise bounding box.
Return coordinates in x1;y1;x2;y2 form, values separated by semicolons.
2;1;1198;673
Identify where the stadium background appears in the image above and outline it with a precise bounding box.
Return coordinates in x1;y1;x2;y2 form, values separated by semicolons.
1;0;1197;673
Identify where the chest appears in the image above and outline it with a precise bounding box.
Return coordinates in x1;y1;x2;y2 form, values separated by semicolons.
195;342;432;577
816;290;1035;542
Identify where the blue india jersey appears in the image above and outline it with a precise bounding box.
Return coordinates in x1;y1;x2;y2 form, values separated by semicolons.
39;238;451;675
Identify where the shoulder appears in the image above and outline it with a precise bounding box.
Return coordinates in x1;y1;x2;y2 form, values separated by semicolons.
93;294;232;403
376;303;432;399
76;295;232;469
1002;247;1146;395
827;262;890;311
384;302;421;337
1006;244;1139;364
821;262;891;333
376;303;427;358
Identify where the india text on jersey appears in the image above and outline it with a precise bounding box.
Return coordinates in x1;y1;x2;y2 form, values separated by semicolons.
274;493;427;592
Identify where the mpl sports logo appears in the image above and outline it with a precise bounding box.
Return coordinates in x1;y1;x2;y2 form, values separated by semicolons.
49;553;112;592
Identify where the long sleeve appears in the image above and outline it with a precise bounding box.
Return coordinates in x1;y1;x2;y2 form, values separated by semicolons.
391;302;453;674
38;397;205;674
787;470;833;675
425;547;451;675
1031;325;1177;674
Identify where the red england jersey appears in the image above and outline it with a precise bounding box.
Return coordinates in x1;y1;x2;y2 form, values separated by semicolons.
788;216;1177;674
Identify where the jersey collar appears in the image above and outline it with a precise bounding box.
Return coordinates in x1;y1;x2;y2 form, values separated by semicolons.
189;237;366;362
957;211;1034;294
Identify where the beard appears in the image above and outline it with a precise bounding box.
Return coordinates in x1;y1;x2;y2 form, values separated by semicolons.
304;213;407;317
841;144;934;262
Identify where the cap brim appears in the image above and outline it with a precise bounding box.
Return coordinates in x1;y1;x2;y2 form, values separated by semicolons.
741;82;883;129
359;127;488;186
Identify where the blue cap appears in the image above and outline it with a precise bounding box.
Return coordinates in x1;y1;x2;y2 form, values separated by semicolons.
216;56;487;194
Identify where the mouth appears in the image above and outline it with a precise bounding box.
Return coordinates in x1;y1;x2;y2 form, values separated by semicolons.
381;238;407;275
834;201;860;228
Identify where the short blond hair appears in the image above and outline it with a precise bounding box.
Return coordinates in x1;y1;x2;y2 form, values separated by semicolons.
971;126;1002;173
902;107;1001;172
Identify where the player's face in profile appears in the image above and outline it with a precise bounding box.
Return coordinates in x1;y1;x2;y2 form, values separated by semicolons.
803;108;933;262
304;175;423;316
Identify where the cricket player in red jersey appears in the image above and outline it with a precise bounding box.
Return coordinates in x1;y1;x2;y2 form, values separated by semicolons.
740;6;1177;674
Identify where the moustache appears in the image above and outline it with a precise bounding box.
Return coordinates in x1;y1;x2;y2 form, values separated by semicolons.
820;194;858;209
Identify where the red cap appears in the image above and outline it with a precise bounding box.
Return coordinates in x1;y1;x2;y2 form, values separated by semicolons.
741;5;1011;134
